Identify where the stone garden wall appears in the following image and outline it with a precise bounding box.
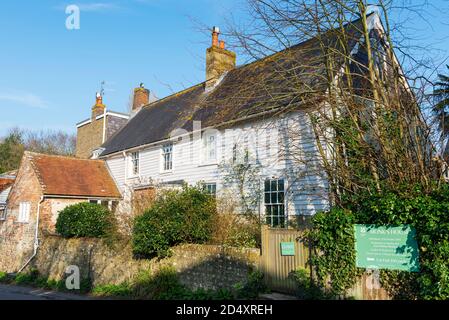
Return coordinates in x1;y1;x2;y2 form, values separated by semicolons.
28;236;260;290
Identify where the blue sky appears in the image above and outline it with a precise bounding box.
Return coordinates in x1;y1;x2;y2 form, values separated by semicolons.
0;0;448;136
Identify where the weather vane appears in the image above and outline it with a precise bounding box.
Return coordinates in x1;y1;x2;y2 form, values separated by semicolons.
100;81;105;97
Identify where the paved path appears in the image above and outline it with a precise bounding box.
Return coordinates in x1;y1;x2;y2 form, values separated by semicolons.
0;284;92;300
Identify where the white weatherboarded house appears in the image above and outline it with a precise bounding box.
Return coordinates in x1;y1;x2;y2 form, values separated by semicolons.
97;13;394;227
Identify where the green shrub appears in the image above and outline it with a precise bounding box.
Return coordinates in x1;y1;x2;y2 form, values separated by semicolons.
93;283;132;297
132;185;217;258
133;266;188;300
0;271;10;283
131;266;264;300
225;222;260;248
8;269;91;294
290;268;329;299
14;268;40;285
56;202;114;238
234;270;268;299
209;208;261;248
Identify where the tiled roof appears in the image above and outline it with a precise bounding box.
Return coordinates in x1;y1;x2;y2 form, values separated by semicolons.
0;178;15;194
27;152;121;198
100;14;371;157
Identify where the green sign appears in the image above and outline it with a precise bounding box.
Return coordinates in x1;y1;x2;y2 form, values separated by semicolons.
280;242;295;256
354;224;420;272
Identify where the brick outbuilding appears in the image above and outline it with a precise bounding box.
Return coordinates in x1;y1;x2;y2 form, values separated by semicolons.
0;151;121;272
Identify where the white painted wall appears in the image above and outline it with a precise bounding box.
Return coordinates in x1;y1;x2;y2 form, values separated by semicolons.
105;110;330;216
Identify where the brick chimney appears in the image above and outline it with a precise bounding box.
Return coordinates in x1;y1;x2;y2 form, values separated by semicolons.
91;92;106;120
206;26;236;90
132;83;150;112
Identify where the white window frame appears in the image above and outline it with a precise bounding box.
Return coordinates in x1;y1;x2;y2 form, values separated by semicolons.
129;151;140;177
202;131;217;164
202;182;217;196
161;143;174;172
18;202;31;223
89;199;116;210
264;178;287;228
0;206;6;220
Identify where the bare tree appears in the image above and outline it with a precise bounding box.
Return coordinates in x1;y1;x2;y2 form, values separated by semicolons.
25;130;76;156
0;128;76;173
213;0;445;208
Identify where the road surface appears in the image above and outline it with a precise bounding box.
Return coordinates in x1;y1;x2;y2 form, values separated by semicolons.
0;283;91;300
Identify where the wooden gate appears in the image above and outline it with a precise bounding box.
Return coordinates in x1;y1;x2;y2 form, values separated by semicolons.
260;225;309;294
260;225;390;299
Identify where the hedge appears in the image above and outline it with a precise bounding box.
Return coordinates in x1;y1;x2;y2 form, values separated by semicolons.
55;202;113;238
132;185;217;258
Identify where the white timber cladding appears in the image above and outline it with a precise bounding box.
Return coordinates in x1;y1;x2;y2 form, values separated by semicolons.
105;110;330;216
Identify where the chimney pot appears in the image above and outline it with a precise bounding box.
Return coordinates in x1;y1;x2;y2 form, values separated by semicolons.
212;26;220;47
132;84;150;112
92;92;105;119
95;92;103;105
206;26;236;88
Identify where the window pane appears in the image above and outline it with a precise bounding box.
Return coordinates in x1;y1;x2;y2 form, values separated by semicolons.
266;206;272;216
279;205;285;216
279;216;286;228
111;201;118;212
272;216;279;227
264;180;270;191
266;215;272;226
278;179;284;191
278;192;284;204
271;192;277;204
272;205;278;217
271;180;277;191
264;192;270;203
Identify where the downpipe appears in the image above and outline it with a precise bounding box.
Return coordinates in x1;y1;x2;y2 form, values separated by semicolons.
17;195;44;274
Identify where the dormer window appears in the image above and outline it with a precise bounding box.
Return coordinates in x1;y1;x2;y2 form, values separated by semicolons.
91;147;105;159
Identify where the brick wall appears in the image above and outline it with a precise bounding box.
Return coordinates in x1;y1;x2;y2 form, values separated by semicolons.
39;198;86;234
0;155;42;272
76;115;128;159
76;119;104;159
